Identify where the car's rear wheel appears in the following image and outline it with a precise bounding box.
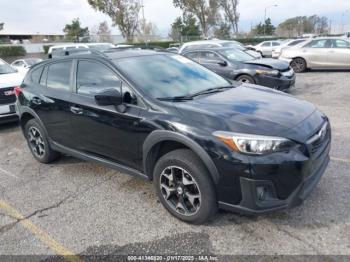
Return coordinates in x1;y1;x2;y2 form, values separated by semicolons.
236;75;255;84
153;149;217;224
291;58;307;73
25;119;60;163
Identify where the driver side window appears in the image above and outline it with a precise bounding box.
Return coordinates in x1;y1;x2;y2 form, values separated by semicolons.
76;60;140;106
199;51;221;64
76;60;121;96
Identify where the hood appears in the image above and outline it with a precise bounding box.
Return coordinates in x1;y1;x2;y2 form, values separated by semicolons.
175;85;319;141
0;71;25;88
244;58;290;71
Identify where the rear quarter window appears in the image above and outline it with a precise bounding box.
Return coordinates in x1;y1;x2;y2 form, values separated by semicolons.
46;61;72;91
31;67;44;83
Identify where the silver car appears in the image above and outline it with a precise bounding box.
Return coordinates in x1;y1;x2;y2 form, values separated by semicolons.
280;38;350;72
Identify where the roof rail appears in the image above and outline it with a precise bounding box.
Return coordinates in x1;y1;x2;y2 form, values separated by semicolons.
49;49;109;59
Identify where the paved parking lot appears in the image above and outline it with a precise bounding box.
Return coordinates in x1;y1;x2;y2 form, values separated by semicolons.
0;71;350;259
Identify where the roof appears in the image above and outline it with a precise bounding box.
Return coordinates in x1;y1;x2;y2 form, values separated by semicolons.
106;49;163;60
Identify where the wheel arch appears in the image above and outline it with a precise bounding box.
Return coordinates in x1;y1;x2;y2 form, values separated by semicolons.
143;130;220;185
19;108;49;138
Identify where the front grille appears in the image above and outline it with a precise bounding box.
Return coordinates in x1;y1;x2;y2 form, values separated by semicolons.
307;122;330;155
0;87;16;105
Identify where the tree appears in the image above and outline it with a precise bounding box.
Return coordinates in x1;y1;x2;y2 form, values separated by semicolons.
173;0;219;38
139;20;159;38
88;0;141;42
276;15;329;37
63;18;89;42
97;21;112;42
219;0;239;34
214;22;231;39
252;18;275;36
170;14;201;41
0;23;4;31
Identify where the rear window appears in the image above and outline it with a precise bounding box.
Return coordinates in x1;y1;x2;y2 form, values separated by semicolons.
46;61;72;91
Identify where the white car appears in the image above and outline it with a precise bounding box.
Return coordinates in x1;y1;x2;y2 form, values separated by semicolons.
178;40;262;59
48;44;90;58
11;58;43;71
272;39;306;58
48;43;115;58
0;59;26;123
249;41;281;57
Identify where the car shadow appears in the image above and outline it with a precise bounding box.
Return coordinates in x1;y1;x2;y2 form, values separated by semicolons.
0;121;19;133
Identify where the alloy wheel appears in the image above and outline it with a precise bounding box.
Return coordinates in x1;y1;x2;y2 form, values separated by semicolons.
159;166;201;216
28;126;45;158
291;58;306;73
239;77;252;83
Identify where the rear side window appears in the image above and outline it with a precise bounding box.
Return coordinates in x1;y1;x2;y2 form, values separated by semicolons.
184;52;200;63
76;60;121;96
332;39;349;48
272;42;280;46
31;67;44;83
47;61;72;91
262;42;271;47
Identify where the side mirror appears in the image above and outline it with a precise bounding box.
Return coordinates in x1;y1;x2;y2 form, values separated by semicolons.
218;60;228;67
94;88;122;106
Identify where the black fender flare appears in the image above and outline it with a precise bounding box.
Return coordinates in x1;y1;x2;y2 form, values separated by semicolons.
143;130;220;184
18;107;49;139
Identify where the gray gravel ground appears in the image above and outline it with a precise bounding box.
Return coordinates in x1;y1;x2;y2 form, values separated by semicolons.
0;71;349;260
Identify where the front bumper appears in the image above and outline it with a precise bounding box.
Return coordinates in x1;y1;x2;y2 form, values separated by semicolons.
216;121;331;215
255;73;296;91
219;152;329;214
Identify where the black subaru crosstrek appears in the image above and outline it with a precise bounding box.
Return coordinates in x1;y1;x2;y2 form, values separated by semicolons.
16;50;331;224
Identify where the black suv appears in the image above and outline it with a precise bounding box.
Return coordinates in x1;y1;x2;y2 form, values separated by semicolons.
16;50;331;224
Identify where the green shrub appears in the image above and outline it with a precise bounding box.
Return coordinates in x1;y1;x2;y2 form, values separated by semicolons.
0;46;26;57
43;45;53;54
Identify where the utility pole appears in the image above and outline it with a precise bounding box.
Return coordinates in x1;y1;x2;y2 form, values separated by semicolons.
140;0;146;42
263;4;278;39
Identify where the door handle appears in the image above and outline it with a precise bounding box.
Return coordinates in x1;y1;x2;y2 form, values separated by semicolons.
70;106;83;115
31;97;42;105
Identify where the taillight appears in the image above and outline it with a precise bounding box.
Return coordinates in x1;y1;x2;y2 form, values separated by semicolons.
14;86;23;97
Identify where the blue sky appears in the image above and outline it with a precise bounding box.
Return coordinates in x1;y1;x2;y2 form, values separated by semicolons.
0;0;349;35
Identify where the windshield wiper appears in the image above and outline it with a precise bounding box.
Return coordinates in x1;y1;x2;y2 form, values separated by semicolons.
189;85;234;98
157;95;193;102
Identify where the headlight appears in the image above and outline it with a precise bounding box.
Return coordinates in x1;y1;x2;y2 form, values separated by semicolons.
213;131;295;155
256;69;279;76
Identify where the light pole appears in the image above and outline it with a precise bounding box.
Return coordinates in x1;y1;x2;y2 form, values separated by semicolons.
341;9;349;34
264;4;278;39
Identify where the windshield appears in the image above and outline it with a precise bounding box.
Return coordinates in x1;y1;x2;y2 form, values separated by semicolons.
219;49;255;62
114;54;230;99
0;59;16;74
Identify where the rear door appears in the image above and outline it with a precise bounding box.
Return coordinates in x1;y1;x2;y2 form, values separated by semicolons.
69;59;144;170
29;60;75;148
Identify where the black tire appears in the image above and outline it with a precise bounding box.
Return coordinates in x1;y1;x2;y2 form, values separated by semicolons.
24;119;60;163
236;75;255;84
153;149;217;224
291;57;307;73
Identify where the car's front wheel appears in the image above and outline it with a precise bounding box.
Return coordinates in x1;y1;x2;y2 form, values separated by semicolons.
236;75;255;84
153;149;217;224
25;119;60;163
291;57;307;73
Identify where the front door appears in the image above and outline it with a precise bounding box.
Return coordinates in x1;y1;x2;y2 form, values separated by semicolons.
69;59;144;170
199;51;233;79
